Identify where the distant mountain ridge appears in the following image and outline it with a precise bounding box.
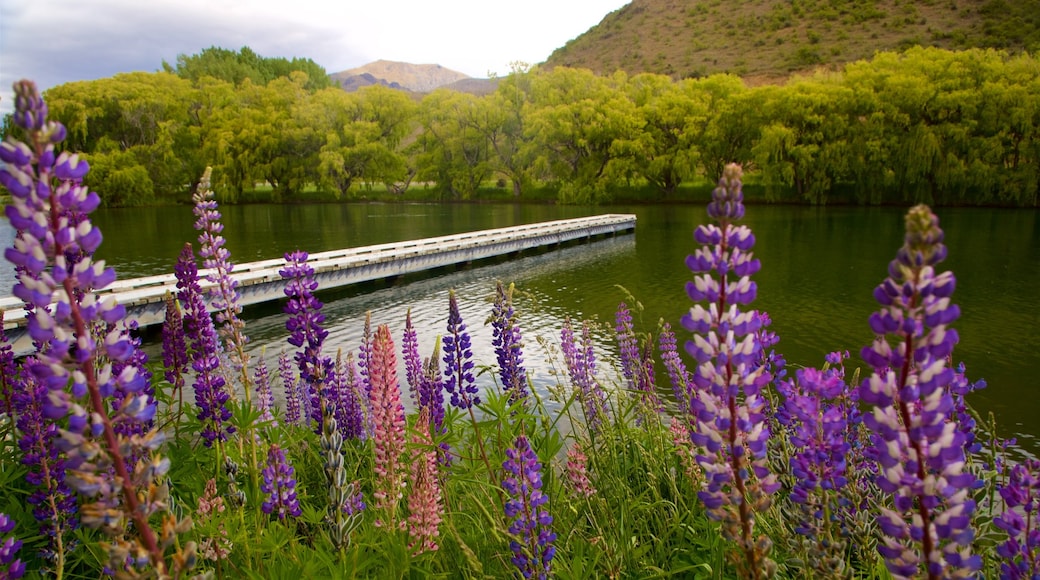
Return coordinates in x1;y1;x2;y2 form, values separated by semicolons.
330;59;472;93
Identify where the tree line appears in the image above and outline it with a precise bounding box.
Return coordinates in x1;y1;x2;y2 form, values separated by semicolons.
11;46;1040;206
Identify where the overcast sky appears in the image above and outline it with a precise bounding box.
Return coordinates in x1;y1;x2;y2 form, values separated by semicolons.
0;0;630;116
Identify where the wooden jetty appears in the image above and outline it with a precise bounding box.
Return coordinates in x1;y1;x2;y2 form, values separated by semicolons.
1;214;635;352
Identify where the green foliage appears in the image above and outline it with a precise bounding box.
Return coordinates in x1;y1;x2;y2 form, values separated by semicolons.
164;46;332;91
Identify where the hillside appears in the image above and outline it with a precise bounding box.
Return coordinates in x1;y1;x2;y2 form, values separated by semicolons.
544;0;1040;80
331;60;470;93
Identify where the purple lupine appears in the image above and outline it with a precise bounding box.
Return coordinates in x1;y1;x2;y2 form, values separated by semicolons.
192;167;250;396
491;281;528;404
278;350;302;426
442;290;479;409
280;249;333;431
0;311;16;415
253;355;277;428
403;309;423;405
561;318;608;431
0;513;25;580
175;244;234;446
503;435;556;580
419;344;450;464
334;351;366;440
614;302;661;413
777;367;852;536
680;164;778;579
996;458;1040;579
161;294;189;426
658;322;692;416
2;79;187;576
261;444;302;521
859;204;981;579
109;320;155;440
12;366;78;563
950;362;987;457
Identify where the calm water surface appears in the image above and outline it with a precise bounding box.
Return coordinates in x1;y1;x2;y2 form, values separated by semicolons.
2;202;1038;450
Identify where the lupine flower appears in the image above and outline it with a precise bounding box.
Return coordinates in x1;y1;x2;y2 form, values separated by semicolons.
419;344;450;465
278;350;302;426
561;318;608;431
321;401;364;549
407;408;443;554
669;419;701;486
995;458;1040;579
333;351;366;440
0;513;25;580
491;281;528;404
403;309;423;405
195;478;232;561
2;79;190;577
859;204;981;579
659;322;692;417
614;302;661;413
564;443;596;499
0;311;16;415
280;249;333;431
161;294;188;426
109;320;156;440
193;167;250;394
12;366;78;562
369;324;407;530
443;290;479;408
680;164;778;579
175;243;234;446
261;444;302;521
253;355;277;428
950;362;987;457
503;435;556;580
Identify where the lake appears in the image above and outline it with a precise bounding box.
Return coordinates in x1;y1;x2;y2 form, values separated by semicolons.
2;202;1038;452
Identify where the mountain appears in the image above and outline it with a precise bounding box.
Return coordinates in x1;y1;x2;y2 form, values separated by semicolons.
330;60;471;93
544;0;1040;81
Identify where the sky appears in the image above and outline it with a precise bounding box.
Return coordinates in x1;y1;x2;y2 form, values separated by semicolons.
0;0;630;116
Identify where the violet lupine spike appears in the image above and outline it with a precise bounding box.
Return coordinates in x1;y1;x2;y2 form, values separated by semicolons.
0;513;26;580
280;249;333;432
175;243;234;446
192;167;250;396
1;79;190;577
109;320;155;439
680;163;778;580
369;324;408;530
253;354;277;428
278;350;302;426
950;362;986;457
442;290;479;409
0;311;16;415
561;318;608;432
161;294;188;418
335;351;366;440
12;366;79;562
491;281;529;404
996;458;1040;579
659;322;692;417
261;444;302;521
503;435;556;580
420;343;450;465
407;408;443;555
859;205;981;580
403;309;423;406
616;303;662;414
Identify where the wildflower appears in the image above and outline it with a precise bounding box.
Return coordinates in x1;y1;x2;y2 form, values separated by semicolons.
615;302;661;412
995;458;1040;579
658;322;691;416
193;167;250;394
443;289;479;408
491;282;528;403
175;244;234;446
0;513;26;579
195;479;232;561
503;435;555;580
2;79;191;576
564;444;596;499
407;408;443;554
680;163;778;579
253;355;277;428
161;294;188;426
333;351;365;440
280;249;333;431
369;324;407;529
261;444;302;521
403;309;423;404
419;344;450;464
859;204;981;579
561;318;608;431
321;401;364;549
278;350;302;426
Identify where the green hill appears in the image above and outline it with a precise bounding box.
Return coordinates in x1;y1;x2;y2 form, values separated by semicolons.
545;0;1040;80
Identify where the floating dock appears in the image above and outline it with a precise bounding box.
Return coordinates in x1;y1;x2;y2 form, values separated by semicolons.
1;214;635;352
